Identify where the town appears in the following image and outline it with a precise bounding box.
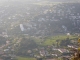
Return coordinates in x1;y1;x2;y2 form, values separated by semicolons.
0;0;80;60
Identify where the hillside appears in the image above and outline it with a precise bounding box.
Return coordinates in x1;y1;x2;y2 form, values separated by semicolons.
46;0;80;2
0;1;80;36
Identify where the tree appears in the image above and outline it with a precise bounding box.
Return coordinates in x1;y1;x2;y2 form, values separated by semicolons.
71;38;80;60
16;37;38;56
60;38;71;46
0;36;6;45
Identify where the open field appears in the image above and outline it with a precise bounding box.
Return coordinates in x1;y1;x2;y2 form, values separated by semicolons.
34;35;78;46
17;57;36;60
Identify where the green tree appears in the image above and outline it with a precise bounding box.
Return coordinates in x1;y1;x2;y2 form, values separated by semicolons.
60;38;71;46
0;36;6;45
16;37;38;56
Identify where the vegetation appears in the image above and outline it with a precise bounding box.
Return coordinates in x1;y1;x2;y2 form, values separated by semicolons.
0;36;6;45
14;36;38;56
0;1;80;60
17;57;36;60
70;38;80;60
40;35;78;46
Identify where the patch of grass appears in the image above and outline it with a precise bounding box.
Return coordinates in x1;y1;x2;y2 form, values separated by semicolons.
17;57;36;60
41;35;78;46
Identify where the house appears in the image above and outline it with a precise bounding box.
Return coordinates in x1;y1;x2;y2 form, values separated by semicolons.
58;49;69;53
60;56;70;60
39;50;45;56
68;45;78;49
39;49;49;57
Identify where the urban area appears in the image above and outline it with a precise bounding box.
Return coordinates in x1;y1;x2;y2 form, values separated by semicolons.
0;0;80;60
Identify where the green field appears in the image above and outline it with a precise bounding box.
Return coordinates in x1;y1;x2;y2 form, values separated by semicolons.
17;57;36;60
43;35;78;46
27;34;78;46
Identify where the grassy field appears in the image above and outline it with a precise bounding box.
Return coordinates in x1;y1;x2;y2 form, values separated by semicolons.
17;57;36;60
34;35;78;46
42;35;78;46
